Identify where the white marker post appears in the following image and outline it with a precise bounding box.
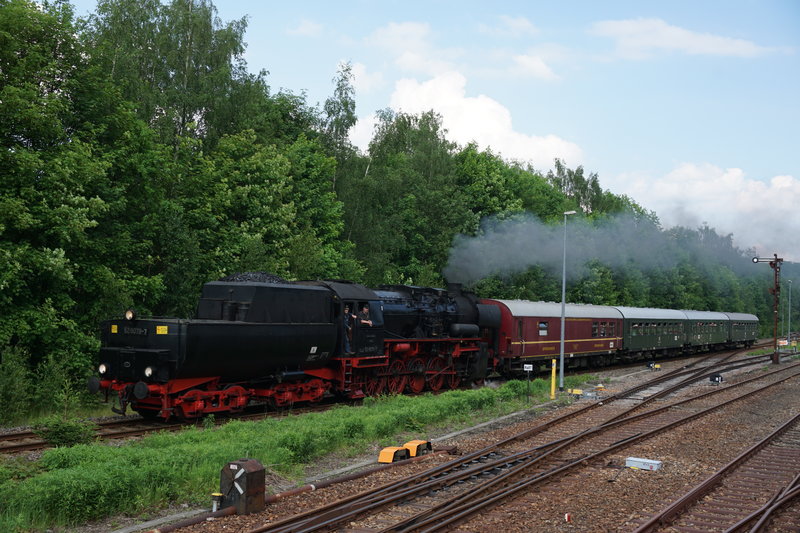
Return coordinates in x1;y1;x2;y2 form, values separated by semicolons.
523;363;533;401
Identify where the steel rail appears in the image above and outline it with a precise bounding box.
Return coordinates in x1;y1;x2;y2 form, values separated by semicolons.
632;411;800;533
726;473;800;533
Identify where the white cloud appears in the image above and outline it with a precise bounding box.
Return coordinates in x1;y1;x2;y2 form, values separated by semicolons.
349;71;582;169
349;114;378;152
480;15;539;37
365;22;461;76
590;18;775;59
350;62;385;94
512;54;560;80
286;19;323;37
610;163;800;261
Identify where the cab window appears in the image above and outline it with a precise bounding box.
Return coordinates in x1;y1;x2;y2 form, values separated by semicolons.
356;301;384;327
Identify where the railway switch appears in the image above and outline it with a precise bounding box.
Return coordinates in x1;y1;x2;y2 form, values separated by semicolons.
219;459;265;514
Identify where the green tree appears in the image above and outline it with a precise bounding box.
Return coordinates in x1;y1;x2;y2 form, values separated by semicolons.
193;131;296;277
508;164;570;222
546;158;603;214
453;144;523;227
571;261;620;305
321;61;358;192
84;0;253;150
284;135;361;279
342;109;467;284
0;0;108;376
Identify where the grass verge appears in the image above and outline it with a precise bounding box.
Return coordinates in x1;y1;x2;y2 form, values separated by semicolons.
0;375;593;532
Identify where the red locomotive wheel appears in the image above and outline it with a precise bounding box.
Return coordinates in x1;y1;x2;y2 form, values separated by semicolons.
447;372;461;390
406;358;426;394
425;357;446;392
386;359;407;395
222;385;248;411
177;389;207;419
363;373;387;397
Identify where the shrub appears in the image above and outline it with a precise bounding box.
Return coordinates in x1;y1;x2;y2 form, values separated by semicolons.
33;416;95;447
0;346;33;425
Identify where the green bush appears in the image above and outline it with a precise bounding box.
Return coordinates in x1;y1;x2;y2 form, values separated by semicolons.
0;347;33;425
33;416;96;447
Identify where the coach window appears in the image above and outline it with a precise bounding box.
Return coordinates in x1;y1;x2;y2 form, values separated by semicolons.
609;323;616;337
600;322;607;337
538;321;548;336
592;322;599;338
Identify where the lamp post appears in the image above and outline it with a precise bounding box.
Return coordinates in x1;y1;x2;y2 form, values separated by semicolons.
788;279;793;346
559;210;577;391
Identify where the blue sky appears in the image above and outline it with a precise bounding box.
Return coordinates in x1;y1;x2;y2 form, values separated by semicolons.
70;0;800;261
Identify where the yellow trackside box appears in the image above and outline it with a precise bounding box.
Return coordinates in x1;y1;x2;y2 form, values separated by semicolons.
403;440;432;457
378;446;410;463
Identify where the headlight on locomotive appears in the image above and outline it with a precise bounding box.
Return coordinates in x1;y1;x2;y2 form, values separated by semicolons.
98;363;108;375
124;309;136;321
144;366;154;378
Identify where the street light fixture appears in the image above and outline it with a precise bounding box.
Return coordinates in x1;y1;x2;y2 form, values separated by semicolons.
559;210;577;391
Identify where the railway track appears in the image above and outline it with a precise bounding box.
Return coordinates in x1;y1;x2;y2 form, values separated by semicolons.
230;349;795;533
0;416;197;454
632;411;800;532
0;403;336;455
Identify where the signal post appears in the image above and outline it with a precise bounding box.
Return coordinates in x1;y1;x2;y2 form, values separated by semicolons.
752;254;784;364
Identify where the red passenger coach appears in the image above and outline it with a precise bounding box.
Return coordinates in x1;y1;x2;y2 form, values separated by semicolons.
482;300;624;372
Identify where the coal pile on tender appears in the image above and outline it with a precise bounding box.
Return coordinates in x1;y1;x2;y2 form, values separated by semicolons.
219;272;290;283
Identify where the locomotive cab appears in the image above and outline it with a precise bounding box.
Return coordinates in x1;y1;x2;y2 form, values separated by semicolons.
343;300;384;356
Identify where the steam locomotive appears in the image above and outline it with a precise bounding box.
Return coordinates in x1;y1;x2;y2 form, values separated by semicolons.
89;276;758;420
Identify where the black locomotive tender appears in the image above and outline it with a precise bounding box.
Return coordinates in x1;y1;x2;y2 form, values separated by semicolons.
90;275;758;420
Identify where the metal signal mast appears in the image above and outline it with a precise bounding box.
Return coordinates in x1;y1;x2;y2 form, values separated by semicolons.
752;254;784;364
